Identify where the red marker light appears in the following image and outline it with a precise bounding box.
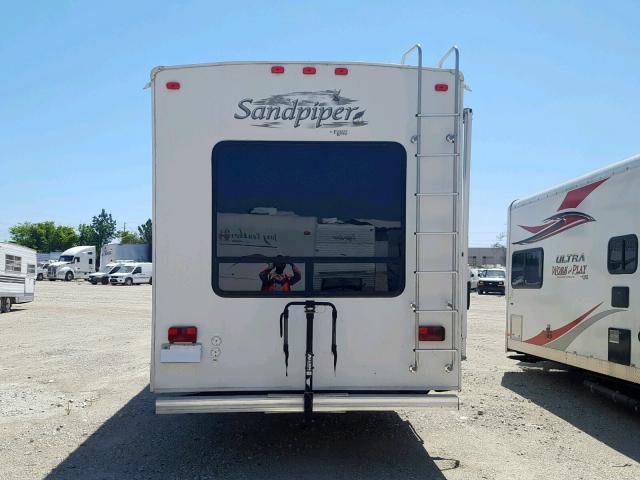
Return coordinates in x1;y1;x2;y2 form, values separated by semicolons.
271;66;285;74
168;326;197;343
418;326;445;341
335;67;348;75
166;81;181;90
303;66;316;75
434;83;448;92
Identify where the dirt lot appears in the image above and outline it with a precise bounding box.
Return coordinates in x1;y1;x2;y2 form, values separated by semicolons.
1;282;639;479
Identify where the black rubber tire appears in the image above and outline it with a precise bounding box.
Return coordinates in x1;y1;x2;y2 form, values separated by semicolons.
125;277;133;286
48;279;56;282
65;271;74;282
1;297;12;313
37;273;44;281
478;290;484;295
101;277;109;285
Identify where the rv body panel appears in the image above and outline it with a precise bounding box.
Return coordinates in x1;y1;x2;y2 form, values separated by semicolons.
0;243;36;308
151;57;471;411
507;154;640;384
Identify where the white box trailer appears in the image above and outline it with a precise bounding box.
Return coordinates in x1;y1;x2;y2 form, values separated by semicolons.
0;243;36;313
100;243;150;267
506;154;640;384
150;44;473;416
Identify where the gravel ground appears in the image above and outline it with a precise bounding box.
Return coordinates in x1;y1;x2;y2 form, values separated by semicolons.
0;282;639;479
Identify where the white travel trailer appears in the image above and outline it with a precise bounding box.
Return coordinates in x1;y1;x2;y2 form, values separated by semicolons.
47;245;96;281
151;44;473;416
506;154;640;385
0;243;36;312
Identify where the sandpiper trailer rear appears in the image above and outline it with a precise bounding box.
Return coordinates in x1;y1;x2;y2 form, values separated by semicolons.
506;154;640;385
150;44;473;416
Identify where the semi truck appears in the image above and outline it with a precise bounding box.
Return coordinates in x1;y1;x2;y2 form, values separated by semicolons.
150;44;473;416
47;246;96;281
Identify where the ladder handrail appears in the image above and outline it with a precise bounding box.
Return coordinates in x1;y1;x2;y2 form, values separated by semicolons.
403;43;462;375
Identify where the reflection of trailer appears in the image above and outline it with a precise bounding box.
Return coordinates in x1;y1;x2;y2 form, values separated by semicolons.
0;243;36;313
151;44;472;415
506;154;640;384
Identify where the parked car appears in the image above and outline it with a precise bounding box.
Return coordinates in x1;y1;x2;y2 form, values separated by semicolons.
36;261;50;281
469;267;479;291
477;268;506;295
87;262;131;285
109;262;152;285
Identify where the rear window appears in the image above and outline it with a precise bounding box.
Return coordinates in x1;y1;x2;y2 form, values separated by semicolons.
212;141;406;297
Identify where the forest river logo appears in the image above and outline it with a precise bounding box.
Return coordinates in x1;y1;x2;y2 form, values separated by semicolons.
233;90;367;129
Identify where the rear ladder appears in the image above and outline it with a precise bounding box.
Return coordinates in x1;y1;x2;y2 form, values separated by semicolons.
401;45;465;374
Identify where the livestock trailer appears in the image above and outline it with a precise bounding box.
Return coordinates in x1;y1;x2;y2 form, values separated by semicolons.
506;154;640;384
150;44;473;415
0;242;36;313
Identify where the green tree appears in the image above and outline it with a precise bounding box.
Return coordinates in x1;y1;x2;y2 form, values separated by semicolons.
118;230;142;244
138;219;152;245
77;223;96;246
9;221;78;252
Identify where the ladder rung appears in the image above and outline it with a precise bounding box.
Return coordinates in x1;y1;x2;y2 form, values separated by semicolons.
414;348;458;352
417;113;461;118
413;309;458;314
415;231;458;236
415;271;457;274
415;192;458;197
417;153;460;158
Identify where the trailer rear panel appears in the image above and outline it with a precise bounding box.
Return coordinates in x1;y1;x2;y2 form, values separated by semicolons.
151;48;472;413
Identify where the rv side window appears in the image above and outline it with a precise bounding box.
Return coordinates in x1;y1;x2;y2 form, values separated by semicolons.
608;234;638;274
511;248;543;289
27;264;36;274
212;141;407;297
5;255;22;273
89;258;93;265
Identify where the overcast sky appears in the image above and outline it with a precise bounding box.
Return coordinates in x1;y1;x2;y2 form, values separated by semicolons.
1;0;638;246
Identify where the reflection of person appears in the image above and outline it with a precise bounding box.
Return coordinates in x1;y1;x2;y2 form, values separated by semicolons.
259;260;301;292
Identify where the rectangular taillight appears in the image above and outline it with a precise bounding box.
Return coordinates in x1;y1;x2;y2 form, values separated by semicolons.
168;326;197;343
435;83;448;92
419;326;445;341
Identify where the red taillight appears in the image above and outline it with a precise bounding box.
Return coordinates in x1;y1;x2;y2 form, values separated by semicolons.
168;326;197;343
434;83;448;92
335;67;348;75
419;326;445;341
166;81;181;90
271;66;285;74
303;66;316;75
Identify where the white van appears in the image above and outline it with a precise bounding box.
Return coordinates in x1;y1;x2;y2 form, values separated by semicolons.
47;246;96;281
150;44;473;416
109;262;152;285
0;243;37;312
506;154;640;385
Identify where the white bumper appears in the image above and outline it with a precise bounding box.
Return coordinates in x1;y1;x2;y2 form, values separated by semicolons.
156;392;459;414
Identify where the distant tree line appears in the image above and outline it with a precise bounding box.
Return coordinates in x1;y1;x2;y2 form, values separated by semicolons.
9;210;152;257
